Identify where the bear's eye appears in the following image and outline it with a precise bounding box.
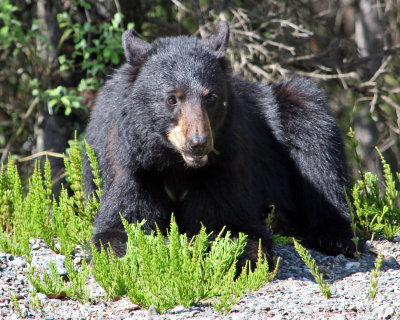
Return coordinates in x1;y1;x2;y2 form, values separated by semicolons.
166;95;178;106
205;93;218;105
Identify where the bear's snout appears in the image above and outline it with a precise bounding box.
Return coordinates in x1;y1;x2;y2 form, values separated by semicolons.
187;134;212;156
167;102;214;167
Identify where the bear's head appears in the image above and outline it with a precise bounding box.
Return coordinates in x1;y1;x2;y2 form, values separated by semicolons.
122;21;230;168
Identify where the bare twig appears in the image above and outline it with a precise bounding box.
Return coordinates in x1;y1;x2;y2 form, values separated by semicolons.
266;19;314;36
369;55;392;83
335;67;349;90
296;71;359;80
18;151;66;162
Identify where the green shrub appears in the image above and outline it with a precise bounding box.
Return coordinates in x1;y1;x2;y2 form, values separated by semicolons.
28;256;91;303
0;140;94;256
348;129;400;240
46;1;131;116
91;216;277;313
367;250;383;299
293;238;331;298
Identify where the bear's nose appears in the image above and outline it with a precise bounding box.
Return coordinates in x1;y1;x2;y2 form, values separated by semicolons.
188;135;211;155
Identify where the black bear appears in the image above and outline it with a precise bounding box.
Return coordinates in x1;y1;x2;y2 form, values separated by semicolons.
83;21;360;266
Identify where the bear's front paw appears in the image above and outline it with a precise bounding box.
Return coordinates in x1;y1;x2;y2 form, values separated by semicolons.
306;233;365;258
92;230;128;257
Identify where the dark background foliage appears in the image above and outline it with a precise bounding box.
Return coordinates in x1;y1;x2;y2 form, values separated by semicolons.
1;0;399;187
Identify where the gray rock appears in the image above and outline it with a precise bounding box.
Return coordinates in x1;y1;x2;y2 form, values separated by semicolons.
148;305;159;316
170;305;185;313
334;254;346;263
345;261;360;269
31;243;41;250
31;253;67;276
383;255;397;267
37;293;49;302
376;304;395;319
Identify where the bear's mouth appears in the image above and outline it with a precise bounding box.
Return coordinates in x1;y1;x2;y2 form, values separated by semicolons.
182;153;209;168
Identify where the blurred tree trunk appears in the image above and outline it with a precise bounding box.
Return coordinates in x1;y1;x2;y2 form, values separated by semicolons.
354;0;386;76
347;0;398;175
35;0;116;193
36;0;67;194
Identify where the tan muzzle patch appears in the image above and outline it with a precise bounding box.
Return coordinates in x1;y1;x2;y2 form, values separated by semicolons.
167;104;213;167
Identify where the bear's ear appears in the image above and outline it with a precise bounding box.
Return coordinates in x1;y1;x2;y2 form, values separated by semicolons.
122;29;151;65
204;20;230;59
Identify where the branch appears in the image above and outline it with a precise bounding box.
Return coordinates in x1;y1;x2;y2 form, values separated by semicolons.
296;71;359;80
18;151;66;162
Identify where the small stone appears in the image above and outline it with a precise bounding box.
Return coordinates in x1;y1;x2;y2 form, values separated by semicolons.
383;256;397;267
345;262;360;269
322;256;334;262
392;235;400;243
12;260;26;269
73;256;83;265
334;254;346;263
31;243;40;250
37;293;49;302
171;305;185;313
148;305;158;316
6;254;14;261
349;305;357;311
31;253;67;276
376;305;395;319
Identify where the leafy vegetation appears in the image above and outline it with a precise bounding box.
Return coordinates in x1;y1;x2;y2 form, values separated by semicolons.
0;140;93;257
367;250;383;299
0;0;128;161
28;257;91;303
293;238;332;298
344;190;362;260
92;217;277;313
348;129;400;241
46;6;130;115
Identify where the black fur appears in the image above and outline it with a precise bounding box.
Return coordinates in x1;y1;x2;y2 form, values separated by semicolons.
84;21;361;266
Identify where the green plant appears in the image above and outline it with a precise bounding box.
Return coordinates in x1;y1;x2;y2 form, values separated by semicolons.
91;216;276;313
9;290;23;318
84;141;102;214
293;238;331;298
368;250;383;299
28;288;45;317
28;256;91;303
45;1;131;115
348;129;400;240
265;205;275;231
0;138;95;257
344;189;361;259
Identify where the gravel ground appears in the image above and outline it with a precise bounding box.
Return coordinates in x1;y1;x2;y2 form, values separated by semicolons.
1;236;399;320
